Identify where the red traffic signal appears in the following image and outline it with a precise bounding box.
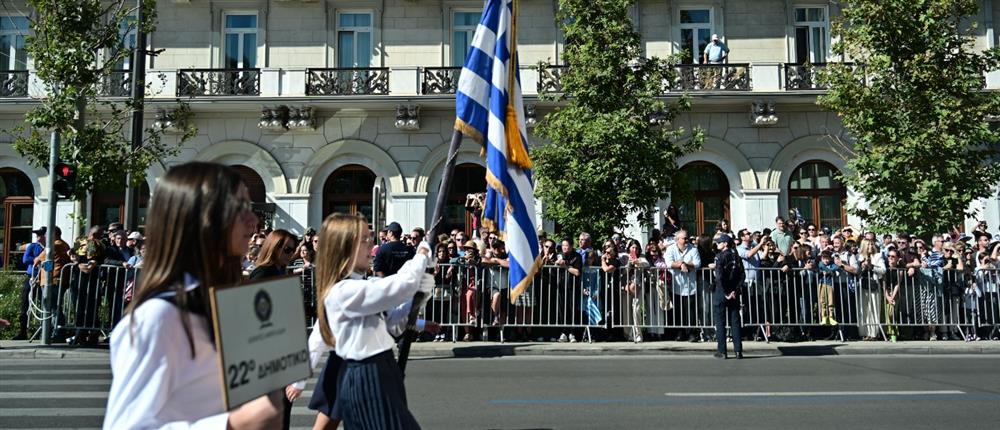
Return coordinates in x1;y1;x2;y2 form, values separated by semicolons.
53;163;76;198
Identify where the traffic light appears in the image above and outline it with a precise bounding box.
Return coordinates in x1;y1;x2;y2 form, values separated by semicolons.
53;163;76;199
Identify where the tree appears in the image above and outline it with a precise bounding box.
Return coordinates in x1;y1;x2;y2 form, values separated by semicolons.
818;0;1000;236
533;0;703;237
5;0;194;201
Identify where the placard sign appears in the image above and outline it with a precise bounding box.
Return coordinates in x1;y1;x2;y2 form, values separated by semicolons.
209;275;311;410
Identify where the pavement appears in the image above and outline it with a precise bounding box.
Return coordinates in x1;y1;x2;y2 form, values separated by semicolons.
4;355;1000;429
3;338;999;360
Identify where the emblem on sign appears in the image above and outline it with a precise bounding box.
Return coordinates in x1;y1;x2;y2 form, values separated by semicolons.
254;290;273;328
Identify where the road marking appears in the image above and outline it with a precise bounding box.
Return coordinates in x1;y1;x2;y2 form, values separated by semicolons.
0;406;320;417
663;390;966;397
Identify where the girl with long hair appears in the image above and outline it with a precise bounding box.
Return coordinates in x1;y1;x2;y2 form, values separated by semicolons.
302;213;433;430
104;162;282;429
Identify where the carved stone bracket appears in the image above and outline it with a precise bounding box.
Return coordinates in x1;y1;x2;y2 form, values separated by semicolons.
524;104;537;128
395;104;420;131
750;100;778;127
152;108;187;134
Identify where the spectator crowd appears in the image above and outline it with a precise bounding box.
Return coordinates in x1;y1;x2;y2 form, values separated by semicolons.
11;212;1000;347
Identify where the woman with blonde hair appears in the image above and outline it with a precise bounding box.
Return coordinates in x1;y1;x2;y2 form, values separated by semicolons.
857;239;886;340
104;162;282;429
296;213;434;430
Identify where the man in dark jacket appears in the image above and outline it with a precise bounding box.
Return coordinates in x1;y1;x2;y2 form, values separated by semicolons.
373;222;415;277
713;234;744;359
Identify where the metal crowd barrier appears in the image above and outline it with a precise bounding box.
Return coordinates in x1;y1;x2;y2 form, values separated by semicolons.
42;262;1000;343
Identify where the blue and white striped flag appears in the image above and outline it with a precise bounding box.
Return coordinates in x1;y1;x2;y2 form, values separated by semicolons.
454;0;541;303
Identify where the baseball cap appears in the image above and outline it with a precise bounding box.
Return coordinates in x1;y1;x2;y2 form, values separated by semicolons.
32;226;46;235
127;231;143;240
714;234;731;243
384;222;403;237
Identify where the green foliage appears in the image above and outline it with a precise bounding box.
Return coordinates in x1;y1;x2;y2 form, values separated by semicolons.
0;270;28;340
533;0;703;236
818;0;1000;236
4;0;195;198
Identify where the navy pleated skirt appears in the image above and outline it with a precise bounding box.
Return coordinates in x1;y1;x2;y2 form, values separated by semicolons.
335;349;421;430
308;353;346;419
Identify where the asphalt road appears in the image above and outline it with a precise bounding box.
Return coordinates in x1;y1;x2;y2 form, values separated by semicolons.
2;355;999;429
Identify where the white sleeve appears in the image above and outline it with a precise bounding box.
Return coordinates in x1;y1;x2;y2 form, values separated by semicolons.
385;300;414;337
689;248;702;268
334;254;429;318
104;313;229;430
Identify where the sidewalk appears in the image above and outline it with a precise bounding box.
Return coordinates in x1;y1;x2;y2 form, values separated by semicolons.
2;339;998;360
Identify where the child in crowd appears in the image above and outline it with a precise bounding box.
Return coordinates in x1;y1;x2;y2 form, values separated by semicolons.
817;250;839;326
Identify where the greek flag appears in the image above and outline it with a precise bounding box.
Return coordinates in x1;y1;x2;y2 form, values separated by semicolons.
454;0;541;303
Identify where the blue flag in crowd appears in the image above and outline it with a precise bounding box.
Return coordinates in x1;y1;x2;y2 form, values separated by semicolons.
454;0;541;303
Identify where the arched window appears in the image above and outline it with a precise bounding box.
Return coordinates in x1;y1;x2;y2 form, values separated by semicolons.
91;182;151;231
788;160;846;230
445;164;486;236
323;165;376;225
0;168;34;269
673;162;730;236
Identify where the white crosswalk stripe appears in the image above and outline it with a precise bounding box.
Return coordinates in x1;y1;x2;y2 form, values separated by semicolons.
0;359;326;429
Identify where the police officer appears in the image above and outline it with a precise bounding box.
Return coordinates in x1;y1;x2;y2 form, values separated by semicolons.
713;234;744;359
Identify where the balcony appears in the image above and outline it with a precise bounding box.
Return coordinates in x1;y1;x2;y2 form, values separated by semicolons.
306;68;389;96
421;67;461;95
176;69;260;97
0;70;29;98
782;63;864;91
537;65;565;94
99;70;132;97
666;63;752;92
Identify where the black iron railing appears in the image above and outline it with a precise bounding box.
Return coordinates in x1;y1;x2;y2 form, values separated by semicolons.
99;70;132;97
306;68;389;96
0;70;29;98
176;68;260;96
666;63;752;92
421;66;461;95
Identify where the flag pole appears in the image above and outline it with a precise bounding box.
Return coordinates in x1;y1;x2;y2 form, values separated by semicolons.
397;129;464;375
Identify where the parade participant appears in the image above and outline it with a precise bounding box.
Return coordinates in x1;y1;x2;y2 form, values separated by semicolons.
302;213;435;430
103;162;283;430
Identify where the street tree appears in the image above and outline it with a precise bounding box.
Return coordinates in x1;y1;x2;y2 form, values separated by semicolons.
5;0;194;202
532;0;703;237
818;0;1000;236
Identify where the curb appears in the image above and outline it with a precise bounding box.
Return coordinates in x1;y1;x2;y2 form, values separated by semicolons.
3;341;999;360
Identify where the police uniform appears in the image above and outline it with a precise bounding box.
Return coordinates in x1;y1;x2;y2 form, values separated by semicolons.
308;247;431;430
713;239;744;359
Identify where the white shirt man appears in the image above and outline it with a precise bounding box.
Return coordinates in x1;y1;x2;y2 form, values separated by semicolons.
665;230;702;296
736;229;763;286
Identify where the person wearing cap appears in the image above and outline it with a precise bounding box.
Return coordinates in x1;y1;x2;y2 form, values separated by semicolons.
712;234;743;359
703;33;730;64
373;221;415;277
15;227;46;340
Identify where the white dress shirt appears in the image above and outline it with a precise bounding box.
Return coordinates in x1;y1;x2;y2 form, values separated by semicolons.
328;253;428;361
104;278;229;430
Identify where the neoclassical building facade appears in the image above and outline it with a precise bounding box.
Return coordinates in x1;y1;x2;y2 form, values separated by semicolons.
2;0;999;266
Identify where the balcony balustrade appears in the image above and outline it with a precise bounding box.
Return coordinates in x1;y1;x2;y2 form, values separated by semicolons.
0;70;29;98
306;68;389;96
176;68;260;97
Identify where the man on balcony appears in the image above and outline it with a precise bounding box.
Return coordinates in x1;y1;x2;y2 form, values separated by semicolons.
703;34;729;64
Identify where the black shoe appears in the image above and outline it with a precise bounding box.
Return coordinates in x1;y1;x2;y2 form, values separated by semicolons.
713;352;727;359
736;353;745;359
11;333;27;341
